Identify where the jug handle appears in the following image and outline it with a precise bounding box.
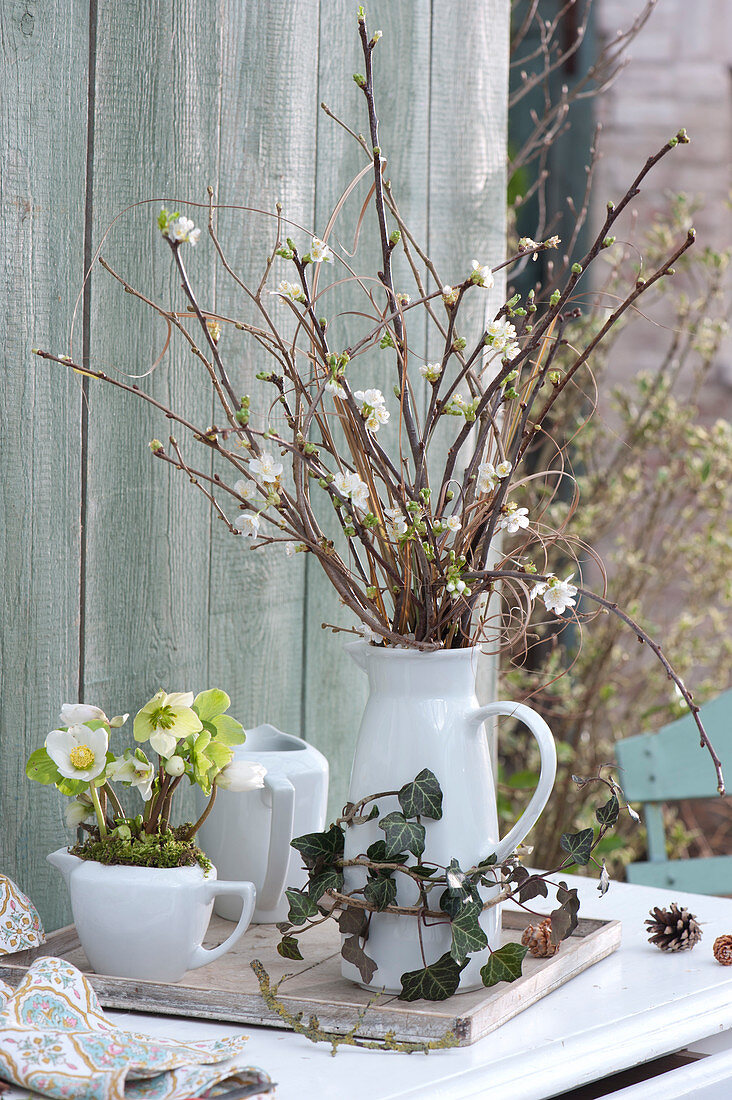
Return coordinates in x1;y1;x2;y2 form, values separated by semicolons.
467;700;557;864
258;773;296;911
188;880;256;970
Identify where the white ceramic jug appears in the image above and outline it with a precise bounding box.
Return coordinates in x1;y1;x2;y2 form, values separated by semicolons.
198;724;329;924
47;849;255;982
341;643;557;993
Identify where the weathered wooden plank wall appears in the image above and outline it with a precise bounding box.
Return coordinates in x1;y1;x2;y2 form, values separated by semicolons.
0;0;508;930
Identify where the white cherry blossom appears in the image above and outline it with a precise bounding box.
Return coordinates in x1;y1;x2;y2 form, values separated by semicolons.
477;461;497;495
470;260;495;289
309;237;333;263
249;452;283;484
496;503;530;534
235;513;261;538
419;362;442;382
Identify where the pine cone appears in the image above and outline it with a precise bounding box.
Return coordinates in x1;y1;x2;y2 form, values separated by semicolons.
713;935;732;965
645;903;702;952
521;917;560;958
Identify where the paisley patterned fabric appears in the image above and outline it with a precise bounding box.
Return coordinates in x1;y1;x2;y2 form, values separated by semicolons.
0;876;46;955
0;957;272;1099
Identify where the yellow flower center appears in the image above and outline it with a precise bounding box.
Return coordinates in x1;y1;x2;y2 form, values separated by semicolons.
69;745;95;770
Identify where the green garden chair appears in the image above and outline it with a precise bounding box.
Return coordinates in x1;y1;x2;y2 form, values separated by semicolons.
615;690;732;894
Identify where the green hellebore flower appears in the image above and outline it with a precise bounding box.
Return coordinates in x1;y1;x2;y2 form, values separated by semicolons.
133;690;203;759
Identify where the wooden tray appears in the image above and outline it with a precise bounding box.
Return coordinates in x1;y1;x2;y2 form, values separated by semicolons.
0;910;620;1047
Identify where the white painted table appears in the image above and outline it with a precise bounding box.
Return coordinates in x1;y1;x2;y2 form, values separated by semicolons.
5;875;732;1099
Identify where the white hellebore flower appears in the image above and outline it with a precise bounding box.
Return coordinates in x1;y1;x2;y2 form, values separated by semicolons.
496;503;530;534
274;280;304;303
496;460;512;478
533;573;578;616
249;452;283;484
476;461;497;495
235;513;261;539
58;703;108;727
334;471;370;512
419;362;443;383
107;750;156;801
309;237;333;263
445;515;462;533
470;260;495;289
234;479;256;500
216;760;267;792
65;799;94;828
167;216;201;245
45;724;109;782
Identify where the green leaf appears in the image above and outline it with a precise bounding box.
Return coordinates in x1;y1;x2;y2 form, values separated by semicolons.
341;935;377;984
450;901;488;963
26;748;62;786
560;827;594;866
208;713;246;745
378;811;425;860
480;943;528;988
193;689;231;722
308;869;344;903
277;936;303;961
399;952;467;1002
365;839;408;866
339;906;368;937
446;858;469;897
439;883;481;919
596;793;620;828
57;777;90;797
398;768;443;820
363;875;397;911
285;888;319;926
291;825;345;871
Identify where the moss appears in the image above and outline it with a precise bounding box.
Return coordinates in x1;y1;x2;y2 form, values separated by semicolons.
72;828;212;872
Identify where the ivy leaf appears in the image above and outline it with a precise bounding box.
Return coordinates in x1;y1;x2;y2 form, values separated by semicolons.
559;827;594;866
277;936;303;961
549;881;580;943
446;857;469;897
365;839;408;867
291;825;345;871
439;884;480;919
480;943;528;988
378;812;425;860
399;953;467;1002
338;906;368;937
341;935;378;984
285;888;319;926
276;921;291;934
308;869;344;903
596;793;620;828
508;867;548;904
410;865;440;879
398;769;443;821
363;874;397;911
450;901;488;963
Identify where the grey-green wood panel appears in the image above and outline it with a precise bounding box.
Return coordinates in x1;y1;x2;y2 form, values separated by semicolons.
303;2;509;821
207;2;320;737
303;1;432;821
0;1;88;927
82;1;221;827
427;1;509;715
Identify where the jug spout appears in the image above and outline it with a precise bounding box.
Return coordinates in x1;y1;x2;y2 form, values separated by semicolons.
46;847;79;886
345;640;369;672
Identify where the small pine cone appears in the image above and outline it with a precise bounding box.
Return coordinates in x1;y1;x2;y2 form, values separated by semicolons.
713;935;732;965
645;903;702;952
521;917;560;958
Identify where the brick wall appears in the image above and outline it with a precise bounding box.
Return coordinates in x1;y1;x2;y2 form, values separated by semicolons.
594;0;732;413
